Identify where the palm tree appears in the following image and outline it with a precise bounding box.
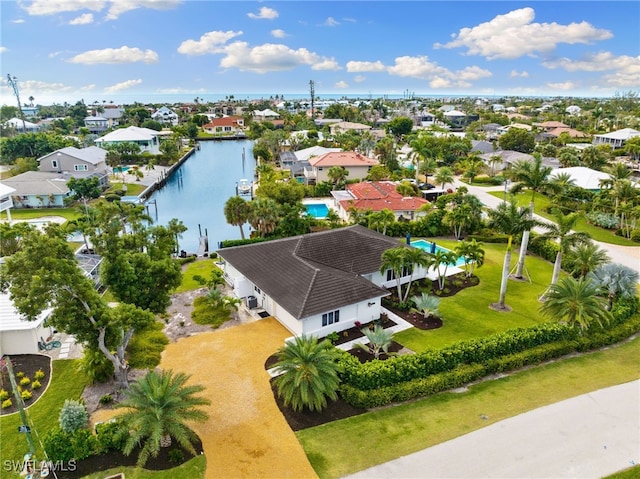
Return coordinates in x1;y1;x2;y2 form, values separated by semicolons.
409;135;434;181
410;292;441;317
224;196;251;240
395;181;415;197
356;325;395;359
458;155;485;184
566;242;610;278
431;249;458;290
540;209;590;288
116;369;210;466
488;155;503;177
434;167;454;190
588;263;640;309
509;156;552;279
327;166;348;189
487;199;538;310
272;335;342;412
454;239;485;278
367;209;395;235
546;172;576;206
248;197;279;237
380;247;432;302
540;277;612;331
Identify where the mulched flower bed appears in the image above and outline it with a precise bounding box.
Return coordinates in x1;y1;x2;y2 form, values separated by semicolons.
0;354;51;416
62;436;203;479
347;340;405;363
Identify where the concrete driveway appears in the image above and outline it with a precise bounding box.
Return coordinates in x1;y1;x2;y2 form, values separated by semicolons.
160;317;318;479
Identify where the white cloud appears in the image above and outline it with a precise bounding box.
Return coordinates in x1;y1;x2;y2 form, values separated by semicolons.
346;60;386;73
69;46;159;64
49;51;62;58
386;55;492;88
17;79;75;93
69;13;94;24
354;75;366;83
510;70;529;78
105;0;182;20
342;17;357;23
0;47;7;53
12;19;25;24
434;7;612;60
271;29;287;39
335;80;349;89
247;6;278;20
546;81;576;91
323;17;339;27
543;51;640;88
156;87;207;94
177;30;243;55
104;78;142;93
20;0;105;16
219;42;336;73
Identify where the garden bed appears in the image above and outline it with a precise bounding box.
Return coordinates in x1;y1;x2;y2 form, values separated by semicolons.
347;340;405;363
0;354;51;416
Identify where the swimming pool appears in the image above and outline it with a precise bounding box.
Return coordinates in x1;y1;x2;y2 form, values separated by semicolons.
305;203;330;219
410;239;468;267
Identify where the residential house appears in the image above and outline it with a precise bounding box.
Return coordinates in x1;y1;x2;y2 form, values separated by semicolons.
0;292;53;356
202;116;245;136
279;146;340;183
151;106;179;126
533;121;588;140
95;126;161;154
332;181;430;222
38;146;109;187
415;111;436;127
566;105;582;115
549;167;613;191
217;225;428;337
443;110;478;129
593;128;640;149
21;106;39;118
3;118;40;132
2;171;71;208
479;150;534;171
482;123;502;140
84;115;109;134
101;106;125;128
306;151;378;184
329;121;372;136
253;109;280;122
0;182;16;220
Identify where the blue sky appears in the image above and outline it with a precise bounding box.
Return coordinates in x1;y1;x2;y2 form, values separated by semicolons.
1;1;638;104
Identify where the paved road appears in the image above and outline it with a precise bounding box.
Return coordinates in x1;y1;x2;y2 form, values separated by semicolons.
453;180;640;282
345;380;640;479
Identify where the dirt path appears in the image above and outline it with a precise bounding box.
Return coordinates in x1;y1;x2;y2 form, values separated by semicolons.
160;317;318;479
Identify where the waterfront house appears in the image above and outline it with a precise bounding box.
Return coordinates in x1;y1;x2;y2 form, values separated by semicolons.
95;126;161;154
2;171;71;208
306;151;378;184
253;109;280;122
151;106;179;126
202;116;245;135
332;181;430;222
279;146;341;183
592;128;640;149
38;146;109;187
217;225;428;337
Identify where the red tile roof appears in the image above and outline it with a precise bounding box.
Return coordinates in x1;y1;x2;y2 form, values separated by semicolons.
308;151;378;167
203;116;243;128
340;181;429;212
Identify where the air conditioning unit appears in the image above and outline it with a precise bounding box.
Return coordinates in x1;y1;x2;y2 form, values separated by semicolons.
246;295;258;309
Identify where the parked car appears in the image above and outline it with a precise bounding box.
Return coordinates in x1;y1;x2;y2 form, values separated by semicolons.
419;183;436;190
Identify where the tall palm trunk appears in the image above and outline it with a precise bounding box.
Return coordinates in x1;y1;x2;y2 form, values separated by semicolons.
551;250;563;286
514;200;534;278
498;238;513;308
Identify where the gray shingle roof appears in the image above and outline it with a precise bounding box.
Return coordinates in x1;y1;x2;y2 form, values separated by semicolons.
217;225;402;319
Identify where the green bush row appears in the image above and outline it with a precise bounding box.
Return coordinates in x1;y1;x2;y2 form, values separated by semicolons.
44;420;128;462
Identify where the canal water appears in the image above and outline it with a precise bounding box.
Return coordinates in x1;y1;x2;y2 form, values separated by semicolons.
147;139;255;253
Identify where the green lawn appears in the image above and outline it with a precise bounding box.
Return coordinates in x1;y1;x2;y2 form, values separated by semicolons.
395;238;558;351
7;208;80;222
174;258;220;293
79;455;206;479
106;182;147;196
488;191;638;246
604;465;640;478
0;360;90;479
297;335;640;479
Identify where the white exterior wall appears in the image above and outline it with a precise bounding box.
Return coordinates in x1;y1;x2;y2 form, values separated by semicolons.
372;265;428;290
0;323;49;356
314;165;371;183
301;298;384;338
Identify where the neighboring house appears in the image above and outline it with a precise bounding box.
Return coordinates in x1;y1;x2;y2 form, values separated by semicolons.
332;181;430;221
497;123;533;136
102;106;125;128
217;225;428;337
202;116;245;135
443;110;479;128
3;117;40;132
566;105;582;115
592;128;640;149
533;121;588;140
314;118;343;128
279;146;341;183
38;146;109;186
479;150;535;171
0;292;53;356
482;123;502;140
84;115;109;134
415;111;436;127
95;126;161;154
471;140;496;154
253;109;280;122
549;167;613;191
0;182;16;220
21;106;39;118
329;121;371;136
306;151;378;184
151;106;179;126
2;171;71;208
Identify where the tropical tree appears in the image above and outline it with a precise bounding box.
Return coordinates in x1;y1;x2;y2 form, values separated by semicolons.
540;209;590;288
356;325;395;359
367;209;395;236
540;277;612;331
546;172;576;205
454;239;485;278
458;155;485;184
380;246;433;302
395;181;415;197
588;263;640;309
488;155;503;177
272;335;342;412
327;166;348;189
486;199;538;310
248;197;279;237
509;156;552;279
498;127;535;153
116;369;210;466
566;242;610;278
410;292;441;318
434;166;454;190
224;196;251;240
431;249;458;290
409;134;434;181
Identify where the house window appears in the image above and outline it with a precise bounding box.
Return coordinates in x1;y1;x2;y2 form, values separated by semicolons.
74;164;88;172
322;310;340;327
51;160;58;169
386;267;412;281
254;286;261;294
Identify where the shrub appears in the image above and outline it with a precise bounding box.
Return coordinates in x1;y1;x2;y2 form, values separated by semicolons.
20;376;31;386
21;389;33;400
529;235;559;263
586;211;618;229
0;389;9;401
127;322;169;369
31;380;42;389
105;193;121;202
1;398;12;409
326;332;340;345
96;420;127;453
44;429;75;462
34;369;45;380
15;371;24;379
99;394;113;405
59;399;88;433
168;448;185;464
79;347;114;384
630;229;640;243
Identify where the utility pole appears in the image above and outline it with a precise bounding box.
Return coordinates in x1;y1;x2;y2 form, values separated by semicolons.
6;74;27;133
309;80;315;120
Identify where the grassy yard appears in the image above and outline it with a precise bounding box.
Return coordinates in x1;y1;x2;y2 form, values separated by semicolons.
395;238;559;352
297;335;640;479
79;455;206;479
174;258;220;293
7;207;80;222
488;191;638;246
106;182;147;196
0;360;90;479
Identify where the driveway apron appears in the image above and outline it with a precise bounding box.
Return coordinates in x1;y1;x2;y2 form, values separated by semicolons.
160;317;318;479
